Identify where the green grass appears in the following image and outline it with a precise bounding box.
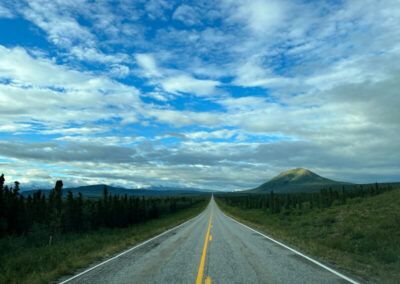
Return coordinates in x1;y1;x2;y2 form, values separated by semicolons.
0;198;209;284
216;190;400;283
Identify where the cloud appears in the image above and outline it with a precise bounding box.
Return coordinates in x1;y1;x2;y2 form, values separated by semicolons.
224;0;288;34
134;53;223;97
0;123;31;133
55;135;144;146
161;75;221;96
147;109;223;127
185;129;238;140
232;57;297;88
40;126;109;135
70;46;130;64
0;140;138;164
135;53;162;78
109;64;131;78
145;0;173;20
0;3;14;18
0;45;91;88
0;45;142;134
20;0;96;48
173;5;201;26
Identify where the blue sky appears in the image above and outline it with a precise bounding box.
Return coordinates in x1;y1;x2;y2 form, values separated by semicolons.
0;0;399;190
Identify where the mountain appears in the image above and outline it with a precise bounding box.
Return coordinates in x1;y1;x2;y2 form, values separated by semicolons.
21;184;213;198
249;168;350;193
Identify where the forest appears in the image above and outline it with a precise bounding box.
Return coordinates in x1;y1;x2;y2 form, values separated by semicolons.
0;173;206;241
216;182;395;214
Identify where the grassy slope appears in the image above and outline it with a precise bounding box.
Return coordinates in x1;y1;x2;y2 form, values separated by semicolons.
216;190;400;283
0;198;209;284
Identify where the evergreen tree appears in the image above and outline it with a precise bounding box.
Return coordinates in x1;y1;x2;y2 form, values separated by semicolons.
0;173;4;189
0;174;6;236
50;180;63;234
14;181;20;194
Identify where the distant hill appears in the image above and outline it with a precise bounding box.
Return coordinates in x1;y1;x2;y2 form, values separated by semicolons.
21;184;213;198
249;168;350;193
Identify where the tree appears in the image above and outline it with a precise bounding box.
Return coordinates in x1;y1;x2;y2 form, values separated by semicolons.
0;174;5;236
13;181;20;196
0;173;4;189
49;180;63;235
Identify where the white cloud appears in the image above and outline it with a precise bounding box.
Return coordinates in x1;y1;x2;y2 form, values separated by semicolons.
161;75;221;96
55;135;144;145
173;5;201;26
70;46;130;64
134;53;223;97
40;126;108;135
143;91;171;102
0;4;13;18
145;0;173;20
21;0;96;48
185;129;238;140
135;53;162;78
0;123;31;133
147;109;223;127
233;58;297;89
0;45;90;88
225;0;288;34
0;45;141;131
109;64;131;78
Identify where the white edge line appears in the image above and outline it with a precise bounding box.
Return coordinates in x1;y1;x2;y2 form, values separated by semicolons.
59;204;209;284
221;210;360;284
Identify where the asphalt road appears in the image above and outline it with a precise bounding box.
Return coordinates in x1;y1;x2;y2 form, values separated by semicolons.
60;197;357;284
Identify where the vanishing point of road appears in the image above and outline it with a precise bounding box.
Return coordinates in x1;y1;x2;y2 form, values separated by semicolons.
60;197;358;284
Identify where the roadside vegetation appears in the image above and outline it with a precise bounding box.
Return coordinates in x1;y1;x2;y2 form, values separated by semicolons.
0;174;210;284
215;184;400;283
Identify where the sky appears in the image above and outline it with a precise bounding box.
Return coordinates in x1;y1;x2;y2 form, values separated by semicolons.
0;0;399;191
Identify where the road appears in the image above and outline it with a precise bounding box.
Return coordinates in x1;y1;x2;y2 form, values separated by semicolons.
60;197;357;284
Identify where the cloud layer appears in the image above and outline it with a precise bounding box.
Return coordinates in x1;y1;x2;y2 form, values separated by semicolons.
0;0;399;190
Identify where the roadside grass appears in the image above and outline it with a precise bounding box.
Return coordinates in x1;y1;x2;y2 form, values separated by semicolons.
216;189;400;283
0;198;209;284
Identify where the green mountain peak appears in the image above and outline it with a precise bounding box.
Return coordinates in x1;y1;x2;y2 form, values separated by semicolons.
250;168;349;193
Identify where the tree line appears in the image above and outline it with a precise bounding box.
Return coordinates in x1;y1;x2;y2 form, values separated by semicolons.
216;183;395;214
0;174;206;240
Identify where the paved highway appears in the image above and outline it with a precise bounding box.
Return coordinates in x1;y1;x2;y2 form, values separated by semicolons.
60;197;358;284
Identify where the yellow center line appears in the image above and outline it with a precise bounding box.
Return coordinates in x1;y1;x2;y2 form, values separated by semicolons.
196;205;213;284
205;276;212;284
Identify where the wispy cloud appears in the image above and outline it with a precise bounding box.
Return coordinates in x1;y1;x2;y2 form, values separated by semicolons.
0;3;14;18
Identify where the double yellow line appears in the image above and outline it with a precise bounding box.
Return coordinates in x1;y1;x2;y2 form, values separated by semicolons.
196;205;213;284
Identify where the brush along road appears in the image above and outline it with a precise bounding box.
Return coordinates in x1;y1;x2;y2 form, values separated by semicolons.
59;197;358;284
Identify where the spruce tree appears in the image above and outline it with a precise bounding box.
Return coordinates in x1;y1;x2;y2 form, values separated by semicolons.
50;180;63;235
0;174;5;236
0;174;4;189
